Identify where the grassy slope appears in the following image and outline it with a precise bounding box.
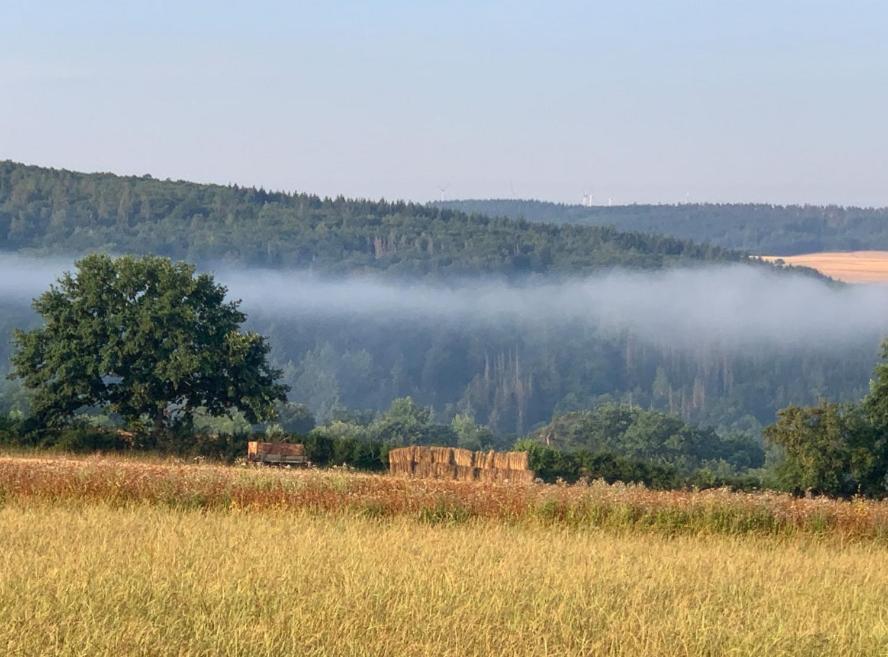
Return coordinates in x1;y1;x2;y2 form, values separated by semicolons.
1;505;886;657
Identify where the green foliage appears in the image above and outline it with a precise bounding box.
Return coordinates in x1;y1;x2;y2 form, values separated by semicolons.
51;426;131;452
765;401;887;497
302;429;388;470
441;199;888;256
0;162;878;440
368;397;455;446
863;341;888;431
761;340;888;498
0;413;23;445
10;254;288;439
274;402;316;435
0;161;743;275
451;413;495;450
528;404;764;473
516;440;680;488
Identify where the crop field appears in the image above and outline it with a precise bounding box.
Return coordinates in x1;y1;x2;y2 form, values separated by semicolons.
1;454;887;656
762;250;888;283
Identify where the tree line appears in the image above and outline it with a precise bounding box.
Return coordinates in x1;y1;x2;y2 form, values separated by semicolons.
440;199;888;256
0;161;741;275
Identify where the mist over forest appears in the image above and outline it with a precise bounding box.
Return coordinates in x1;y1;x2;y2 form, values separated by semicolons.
1;253;885;439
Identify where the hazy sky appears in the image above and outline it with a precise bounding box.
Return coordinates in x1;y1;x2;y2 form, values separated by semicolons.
3;1;887;205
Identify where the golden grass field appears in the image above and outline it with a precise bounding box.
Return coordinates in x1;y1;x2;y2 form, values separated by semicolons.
1;454;887;656
762;250;888;283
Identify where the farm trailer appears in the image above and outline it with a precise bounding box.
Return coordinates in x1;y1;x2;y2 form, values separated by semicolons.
246;441;307;466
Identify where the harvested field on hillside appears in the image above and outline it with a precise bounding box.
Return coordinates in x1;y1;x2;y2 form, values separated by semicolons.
762;250;888;283
1;505;886;657
2;453;888;540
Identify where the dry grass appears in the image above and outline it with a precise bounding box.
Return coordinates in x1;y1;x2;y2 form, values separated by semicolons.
3;453;888;540
1;504;886;657
762;250;888;283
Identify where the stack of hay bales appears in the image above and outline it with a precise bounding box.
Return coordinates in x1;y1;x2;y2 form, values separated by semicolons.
388;446;534;482
388;445;416;476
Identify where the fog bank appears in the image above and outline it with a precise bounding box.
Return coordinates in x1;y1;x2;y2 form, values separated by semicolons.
2;254;886;353
226;265;887;352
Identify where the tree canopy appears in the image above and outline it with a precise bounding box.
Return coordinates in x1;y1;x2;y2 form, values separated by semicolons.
11;254;288;437
764;341;888;497
440;198;888;256
526;403;764;473
0;161;742;275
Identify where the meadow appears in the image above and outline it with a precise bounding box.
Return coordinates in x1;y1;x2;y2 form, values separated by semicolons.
2;454;888;656
2;454;888;539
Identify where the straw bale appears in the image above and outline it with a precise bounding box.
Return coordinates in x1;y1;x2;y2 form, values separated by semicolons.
518;469;535;483
388;447;414;469
475;450;496;469
433;463;457;478
431;447;454;465
513;451;530;471
453;448;474;468
455;465;475;481
388;445;534;481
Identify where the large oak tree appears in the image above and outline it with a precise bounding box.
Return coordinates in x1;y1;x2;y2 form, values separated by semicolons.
11;254;288;437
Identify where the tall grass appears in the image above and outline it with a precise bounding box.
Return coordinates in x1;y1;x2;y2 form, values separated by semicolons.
1;504;886;656
3;453;888;540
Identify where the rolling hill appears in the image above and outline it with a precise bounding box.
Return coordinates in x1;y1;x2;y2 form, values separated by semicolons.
439;199;888;256
0;161;744;275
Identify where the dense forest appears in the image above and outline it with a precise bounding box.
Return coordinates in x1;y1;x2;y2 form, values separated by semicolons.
0;161;741;275
0;161;882;448
256;309;876;438
439;199;888;255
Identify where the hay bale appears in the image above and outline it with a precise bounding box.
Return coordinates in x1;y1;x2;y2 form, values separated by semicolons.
388;445;533;481
477;450;495;470
511;451;530;471
455;465;476;481
453;448;474;468
433;463;457;478
389;447;417;475
431;447;454;465
519;469;536;483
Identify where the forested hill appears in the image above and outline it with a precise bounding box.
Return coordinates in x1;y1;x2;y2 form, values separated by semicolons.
0;161;744;275
438;199;888;256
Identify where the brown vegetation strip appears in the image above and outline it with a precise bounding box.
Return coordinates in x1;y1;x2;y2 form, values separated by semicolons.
2;454;888;540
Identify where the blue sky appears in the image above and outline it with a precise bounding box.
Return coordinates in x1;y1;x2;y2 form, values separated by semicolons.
2;1;886;205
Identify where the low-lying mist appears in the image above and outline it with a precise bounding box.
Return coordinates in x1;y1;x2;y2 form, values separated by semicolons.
2;254;887;353
225;265;888;353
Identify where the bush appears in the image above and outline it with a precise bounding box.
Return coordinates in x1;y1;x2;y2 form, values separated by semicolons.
517;441;680;488
304;429;388;470
50;427;130;452
0;413;23;446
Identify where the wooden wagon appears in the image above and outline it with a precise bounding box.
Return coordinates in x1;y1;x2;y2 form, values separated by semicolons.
246;441;307;466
